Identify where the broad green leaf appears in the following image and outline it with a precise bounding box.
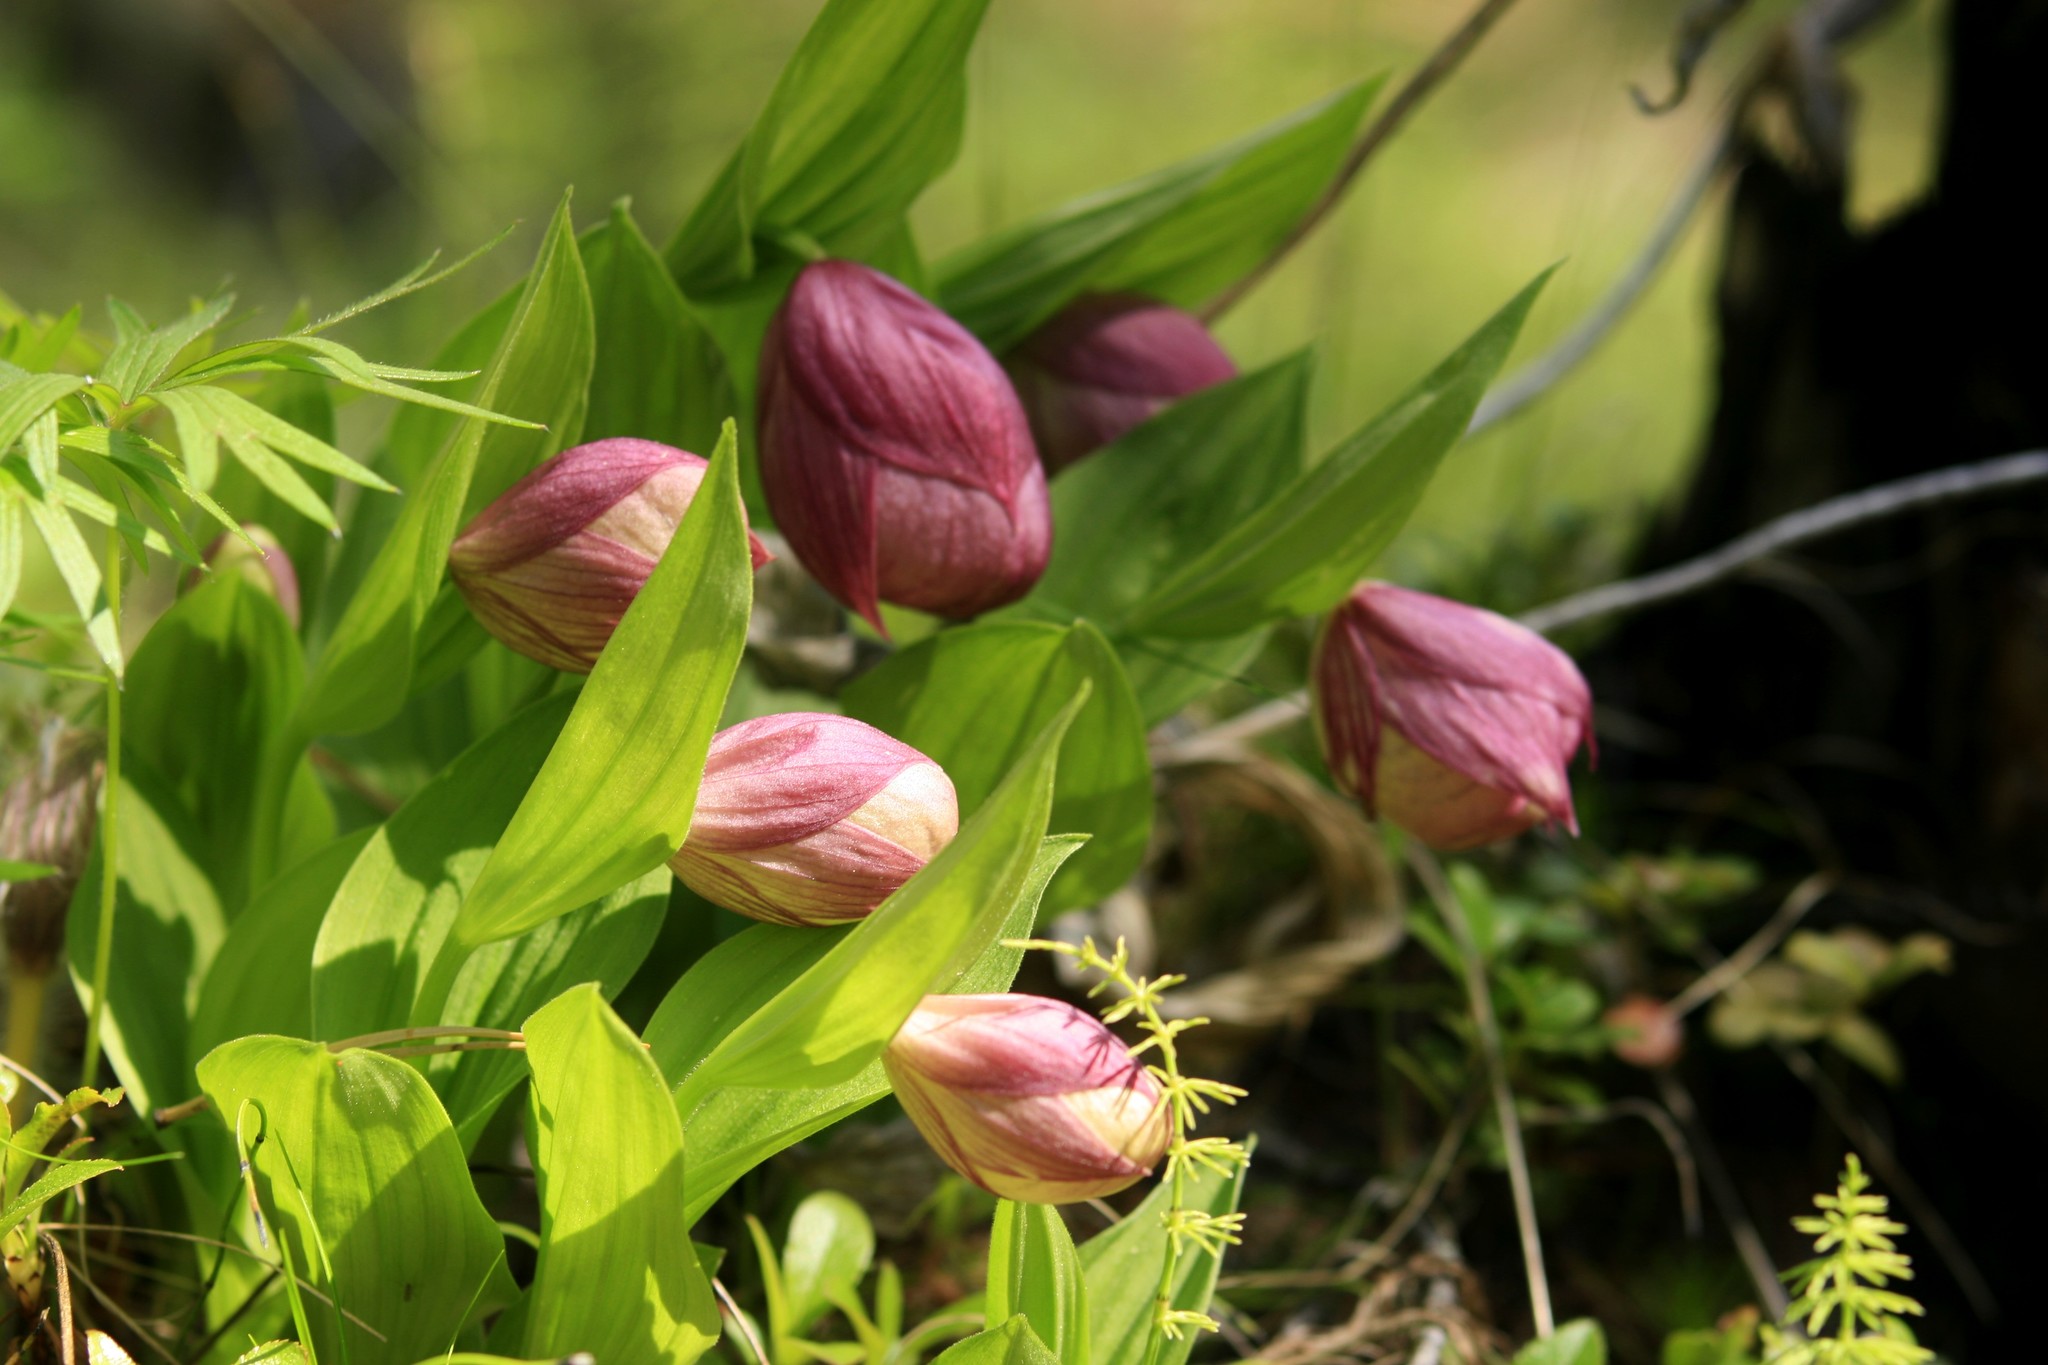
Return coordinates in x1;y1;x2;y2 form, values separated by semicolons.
988;1202;1088;1365
191;830;377;1066
931;1317;1060;1365
1078;1143;1251;1365
125;575;332;911
782;1192;875;1337
671;694;1083;1113
195;1036;514;1365
0;484;22;621
311;696;575;1042
520;986;718;1365
430;868;669;1148
438;422;751;956
937;82;1378;349
384;288;521;490
667;0;990;294
66;768;226;1115
582;201;727;457
662;837;1084;1223
1515;1320;1609;1365
299;192;592;736
1122;270;1554;638
1116;630;1274;728
843;620;1146;912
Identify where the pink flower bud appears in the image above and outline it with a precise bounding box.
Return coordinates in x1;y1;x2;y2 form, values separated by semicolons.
449;438;772;673
758;260;1052;633
1007;293;1238;472
1604;994;1684;1069
193;524;300;628
884;993;1171;1204
1311;582;1593;850
668;712;958;927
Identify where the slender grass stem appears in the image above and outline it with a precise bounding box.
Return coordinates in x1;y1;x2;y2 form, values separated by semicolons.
1406;845;1553;1338
80;529;122;1088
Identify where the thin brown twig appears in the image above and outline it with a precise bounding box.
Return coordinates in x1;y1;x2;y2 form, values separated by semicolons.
42;1231;77;1365
713;1277;768;1365
1201;0;1525;322
1667;872;1834;1018
1523;1098;1702;1236
1405;845;1554;1337
1652;1071;1789;1317
1370;1090;1483;1257
57;1244;184;1365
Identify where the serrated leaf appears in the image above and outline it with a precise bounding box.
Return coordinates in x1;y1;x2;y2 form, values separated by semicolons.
101;293;234;401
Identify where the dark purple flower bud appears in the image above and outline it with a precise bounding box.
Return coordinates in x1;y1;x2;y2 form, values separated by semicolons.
1311;582;1594;850
1006;293;1238;471
758;259;1051;633
449;438;772;673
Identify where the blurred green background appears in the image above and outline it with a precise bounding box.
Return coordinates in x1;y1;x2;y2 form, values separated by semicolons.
0;0;1941;616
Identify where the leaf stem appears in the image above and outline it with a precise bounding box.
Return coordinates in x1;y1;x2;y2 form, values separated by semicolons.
80;529;122;1087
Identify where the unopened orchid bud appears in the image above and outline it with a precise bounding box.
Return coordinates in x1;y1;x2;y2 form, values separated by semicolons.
758;260;1051;632
1007;293;1238;471
668;712;957;927
449;438;772;673
1311;582;1593;850
195;524;301;627
884;993;1171;1204
1604;994;1684;1068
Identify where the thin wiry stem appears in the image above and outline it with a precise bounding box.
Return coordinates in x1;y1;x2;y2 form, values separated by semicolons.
1667;872;1833;1018
1405;846;1553;1337
1200;0;1525;322
1653;1072;1791;1317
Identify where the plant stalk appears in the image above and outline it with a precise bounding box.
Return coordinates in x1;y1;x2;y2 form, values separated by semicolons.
80;530;122;1088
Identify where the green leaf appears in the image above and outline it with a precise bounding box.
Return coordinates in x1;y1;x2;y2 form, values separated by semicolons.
1515;1320;1609;1365
125;575;331;911
931;1317;1060;1365
0;483;22;622
195;1036;515;1365
1121;270;1554;638
191;830;377;1067
520;985;719;1365
1;371;87;457
66;768;226;1116
0;1158;124;1238
12;469;121;674
667;0;991;294
0;857;57;882
1078;1142;1251;1365
1026;353;1311;628
937;82;1378;349
650;837;1082;1222
843;620;1147;913
781;1192;875;1337
581;200;727;456
429;868;669;1148
438;421;751;954
99;293;233;401
299;191;593;737
310;695;575;1043
988;1202;1088;1365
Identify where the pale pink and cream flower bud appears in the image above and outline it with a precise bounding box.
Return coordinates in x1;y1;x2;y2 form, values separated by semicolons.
449;438;772;673
668;712;958;927
193;524;301;627
884;993;1172;1204
1311;582;1594;850
1006;292;1238;472
757;259;1052;633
